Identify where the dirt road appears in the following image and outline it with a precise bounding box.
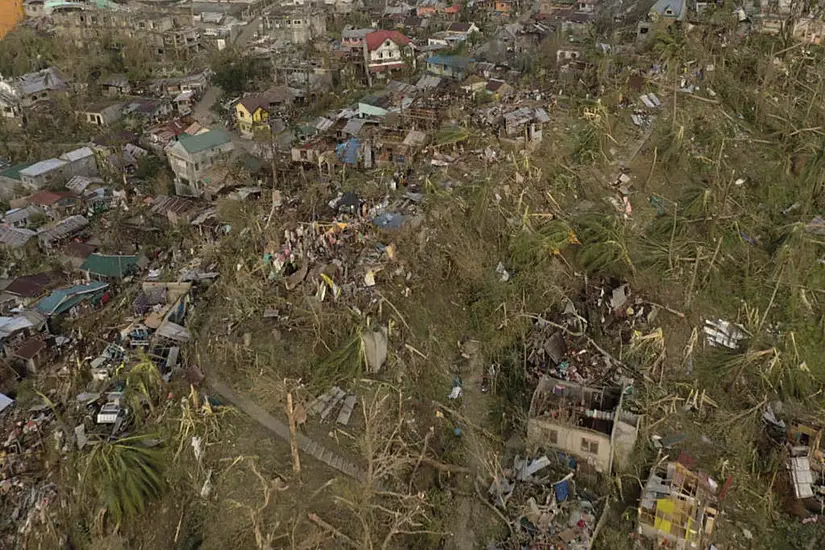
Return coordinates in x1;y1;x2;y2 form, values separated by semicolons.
192;17;261;126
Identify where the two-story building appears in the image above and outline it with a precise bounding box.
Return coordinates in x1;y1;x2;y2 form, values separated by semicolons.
165;128;234;196
235;96;272;139
50;5;201;59
263;10;327;44
363;30;414;78
341;27;374;50
18;146;98;190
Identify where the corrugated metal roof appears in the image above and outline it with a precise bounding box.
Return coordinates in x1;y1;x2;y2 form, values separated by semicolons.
59;146;94;162
66;176;104;194
80;254;143;278
5;271;65;298
16;67;67;96
0;162;36;181
426;55;473;70
343;118;369;136
177;128;233;154
3;205;43;225
35;281;109;316
314;117;334;132
0;227;36;248
37;215;89;246
0;316;34;339
416;75;442;89
19;158;68;178
13;337;46;360
151;195;195;216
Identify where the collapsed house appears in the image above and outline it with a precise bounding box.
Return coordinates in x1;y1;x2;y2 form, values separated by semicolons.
786;419;825;512
527;376;640;473
637;461;719;549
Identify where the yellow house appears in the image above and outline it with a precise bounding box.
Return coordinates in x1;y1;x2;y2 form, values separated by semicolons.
235;95;271;139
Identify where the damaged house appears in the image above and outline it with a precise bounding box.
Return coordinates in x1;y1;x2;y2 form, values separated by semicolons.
165;128;234;196
637;461;719;549
501;106;550;146
0;67;68;119
785;419;825;512
527;376;640;473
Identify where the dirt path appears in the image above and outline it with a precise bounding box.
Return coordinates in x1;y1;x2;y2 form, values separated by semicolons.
448;340;493;550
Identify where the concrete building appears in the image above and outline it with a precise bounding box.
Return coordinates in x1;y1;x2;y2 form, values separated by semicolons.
341;27;374;50
23;0;46;18
262;9;326;44
50;6;201;59
165;129;234;196
425;55;472;80
19;159;70;189
18;146;98;189
363;30;414;77
527;376;640;473
76;101;124;126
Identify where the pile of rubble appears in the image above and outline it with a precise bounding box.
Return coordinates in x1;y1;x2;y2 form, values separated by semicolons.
487;455;604;549
0;402;61;547
524;281;659;385
262;191;424;301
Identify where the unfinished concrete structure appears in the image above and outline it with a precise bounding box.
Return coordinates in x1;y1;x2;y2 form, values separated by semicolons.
637;461;719;549
261;9;326;44
49;5;201;59
527;376;640;473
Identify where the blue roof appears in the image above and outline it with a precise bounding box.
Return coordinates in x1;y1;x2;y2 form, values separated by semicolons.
426;55;473;70
35;281;109;316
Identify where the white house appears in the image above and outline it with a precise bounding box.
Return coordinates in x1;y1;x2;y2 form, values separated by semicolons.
363;30;414;76
165;128;234;196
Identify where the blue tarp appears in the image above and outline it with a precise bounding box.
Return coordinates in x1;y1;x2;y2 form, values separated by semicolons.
336;138;362;165
373;212;406;229
554;480;569;502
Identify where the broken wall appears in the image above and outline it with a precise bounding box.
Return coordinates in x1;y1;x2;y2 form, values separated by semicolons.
527;418;612;472
611;411;641;472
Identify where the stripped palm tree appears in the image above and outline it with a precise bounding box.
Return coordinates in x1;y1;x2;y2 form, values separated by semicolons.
83;434;166;527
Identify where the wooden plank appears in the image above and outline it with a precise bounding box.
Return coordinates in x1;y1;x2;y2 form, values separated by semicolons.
336;394;357;426
308;386;341;416
319;388;346;420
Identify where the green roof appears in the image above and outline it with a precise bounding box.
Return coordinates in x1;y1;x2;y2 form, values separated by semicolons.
178;129;232;154
0;163;36;182
80;254;142;278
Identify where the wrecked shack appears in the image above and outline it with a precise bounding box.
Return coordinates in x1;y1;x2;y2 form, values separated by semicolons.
637;461;718;549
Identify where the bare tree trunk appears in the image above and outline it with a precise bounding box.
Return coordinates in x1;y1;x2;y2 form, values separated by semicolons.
286;392;301;477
